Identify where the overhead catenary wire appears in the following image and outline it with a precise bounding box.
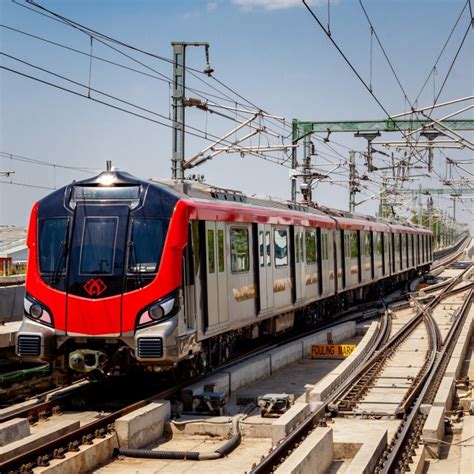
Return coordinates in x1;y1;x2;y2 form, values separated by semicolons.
0;25;289;140
15;0;290;135
0;151;98;173
358;0;413;106
1;54;289;168
414;0;470;104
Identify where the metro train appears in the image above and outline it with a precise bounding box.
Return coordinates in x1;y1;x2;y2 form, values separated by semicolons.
16;170;433;376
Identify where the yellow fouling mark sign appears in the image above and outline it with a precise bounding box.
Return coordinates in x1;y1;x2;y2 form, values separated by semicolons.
311;344;356;359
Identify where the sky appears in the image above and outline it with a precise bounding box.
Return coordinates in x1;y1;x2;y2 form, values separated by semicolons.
0;0;473;230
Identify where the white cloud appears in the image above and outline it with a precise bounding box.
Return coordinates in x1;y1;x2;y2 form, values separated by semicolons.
232;0;324;11
207;2;218;12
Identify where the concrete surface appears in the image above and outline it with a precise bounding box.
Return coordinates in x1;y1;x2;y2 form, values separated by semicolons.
0;321;20;349
330;418;399;471
186;320;357;399
0;285;25;323
458;415;473;474
95;436;272;473
0;417;30;447
423;406;446;458
0;419;80;462
308;320;379;404
271;402;310;445
37;433;118;474
115;400;170;449
274;427;333;474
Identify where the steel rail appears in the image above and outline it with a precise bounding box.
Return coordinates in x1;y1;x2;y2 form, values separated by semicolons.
250;309;391;474
1;239;468;471
0;291;392;472
251;261;472;474
379;286;472;472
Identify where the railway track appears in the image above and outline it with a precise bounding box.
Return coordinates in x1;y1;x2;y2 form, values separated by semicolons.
0;298;388;473
0;240;469;473
250;260;472;474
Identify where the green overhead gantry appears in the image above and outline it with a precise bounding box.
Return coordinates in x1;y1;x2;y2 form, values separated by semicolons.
292;118;474;141
291;117;474;202
397;188;474;196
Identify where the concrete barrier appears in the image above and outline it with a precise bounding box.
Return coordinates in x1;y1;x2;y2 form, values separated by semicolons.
271;402;310;445
433;376;455;409
185;321;357;399
0;418;30;447
275;427;333;474
0;420;80;462
115;400;170;449
36;433;118;474
308;320;379;404
422;406;445;458
344;429;387;474
0;285;25;322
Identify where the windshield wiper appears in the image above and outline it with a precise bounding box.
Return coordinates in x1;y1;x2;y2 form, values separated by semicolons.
51;240;67;284
128;241;143;287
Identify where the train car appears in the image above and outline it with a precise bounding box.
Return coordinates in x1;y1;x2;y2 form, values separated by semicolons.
16;170;433;376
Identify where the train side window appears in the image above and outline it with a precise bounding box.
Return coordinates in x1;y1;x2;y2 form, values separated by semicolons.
364;232;371;257
230;227;250;273
350;231;358;258
217;229;224;273
375;232;382;256
295;231;300;264
265;231;271;266
299;232;304;263
274;229;288;267
321;233;327;260
305;230;317;264
207;229;215;274
259;231;264;267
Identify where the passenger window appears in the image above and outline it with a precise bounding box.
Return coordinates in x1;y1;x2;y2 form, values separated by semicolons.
207;229;215;274
305;230;316;264
299;232;304;263
274;229;288;267
217;229;224;273
295;231;300;263
324;233;329;260
259;231;264;268
365;233;371;257
376;232;382;256
230;227;250;273
265;231;271;266
350;231;358;258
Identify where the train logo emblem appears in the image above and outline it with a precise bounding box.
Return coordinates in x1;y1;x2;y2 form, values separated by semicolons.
83;278;107;296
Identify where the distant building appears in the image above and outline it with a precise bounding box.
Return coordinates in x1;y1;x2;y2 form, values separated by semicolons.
0;226;28;275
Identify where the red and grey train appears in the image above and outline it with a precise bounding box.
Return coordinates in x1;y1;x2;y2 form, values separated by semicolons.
16;170;433;375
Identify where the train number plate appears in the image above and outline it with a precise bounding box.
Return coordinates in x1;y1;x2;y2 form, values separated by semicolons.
310;344;356;359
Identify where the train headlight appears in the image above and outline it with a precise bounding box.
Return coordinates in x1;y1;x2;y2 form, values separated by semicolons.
30;304;43;319
149;305;164;320
24;294;53;327
137;296;176;328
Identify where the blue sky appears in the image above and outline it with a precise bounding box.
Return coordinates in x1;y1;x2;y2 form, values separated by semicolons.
0;0;472;228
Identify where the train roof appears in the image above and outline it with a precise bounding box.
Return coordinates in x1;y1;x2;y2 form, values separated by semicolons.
153;178;431;235
48;170;431;235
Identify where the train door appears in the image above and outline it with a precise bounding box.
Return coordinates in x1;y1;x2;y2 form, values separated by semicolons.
257;224;274;314
204;221;228;328
293;226;305;304
66;204;129;336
